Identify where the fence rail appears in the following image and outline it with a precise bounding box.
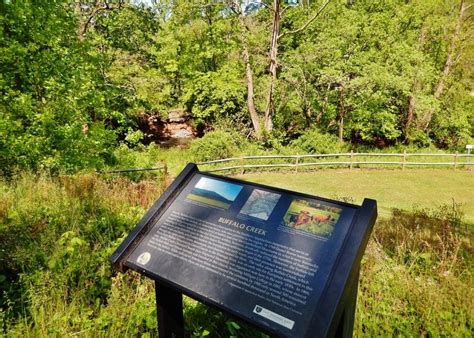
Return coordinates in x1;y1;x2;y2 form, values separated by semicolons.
96;153;472;176
98;164;167;175
197;151;473;174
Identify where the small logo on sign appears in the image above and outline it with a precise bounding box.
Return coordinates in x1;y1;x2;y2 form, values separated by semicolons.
253;305;295;330
137;252;151;265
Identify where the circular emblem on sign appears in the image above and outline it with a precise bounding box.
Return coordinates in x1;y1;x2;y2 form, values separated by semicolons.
255;306;262;313
137;252;151;265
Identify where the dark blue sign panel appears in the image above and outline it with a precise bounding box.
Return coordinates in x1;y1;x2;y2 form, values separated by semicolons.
111;164;376;338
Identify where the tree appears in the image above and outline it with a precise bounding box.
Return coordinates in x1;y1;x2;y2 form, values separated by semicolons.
74;1;126;40
263;0;332;132
229;1;263;138
0;1;122;174
422;0;471;130
229;0;332;137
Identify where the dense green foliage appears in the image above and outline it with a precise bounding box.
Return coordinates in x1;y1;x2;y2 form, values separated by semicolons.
0;0;473;175
0;1;117;174
0;173;471;336
189;130;241;162
289;129;346;153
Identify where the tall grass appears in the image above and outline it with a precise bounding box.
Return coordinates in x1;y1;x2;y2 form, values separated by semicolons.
357;203;472;336
1;174;472;337
0;173;165;336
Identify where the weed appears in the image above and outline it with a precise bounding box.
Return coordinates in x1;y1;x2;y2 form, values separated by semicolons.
357;204;473;336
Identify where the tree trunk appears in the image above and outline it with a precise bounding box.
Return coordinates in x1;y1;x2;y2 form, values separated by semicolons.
317;83;331;124
264;0;281;132
262;0;332;132
234;4;262;139
337;84;345;142
338;115;344;142
75;0;84;40
237;0;331;135
75;0;81;15
423;0;466;130
243;45;262;139
405;95;416;135
405;28;427;138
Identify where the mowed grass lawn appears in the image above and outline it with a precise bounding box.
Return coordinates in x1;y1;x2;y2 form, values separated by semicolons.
236;169;474;224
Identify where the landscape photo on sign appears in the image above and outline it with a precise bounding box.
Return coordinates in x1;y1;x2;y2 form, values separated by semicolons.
186;177;243;209
239;189;281;220
283;199;342;237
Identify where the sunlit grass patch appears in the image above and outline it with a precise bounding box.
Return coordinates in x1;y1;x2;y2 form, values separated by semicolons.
238;169;474;223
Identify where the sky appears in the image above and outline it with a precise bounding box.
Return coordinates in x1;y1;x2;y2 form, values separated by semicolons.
195;177;243;201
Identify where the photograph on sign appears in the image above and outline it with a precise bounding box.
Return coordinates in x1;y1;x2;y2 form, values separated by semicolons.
282;198;342;238
239;189;281;220
186;176;243;209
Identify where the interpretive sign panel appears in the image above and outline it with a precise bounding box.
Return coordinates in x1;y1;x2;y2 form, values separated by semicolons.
110;163;377;338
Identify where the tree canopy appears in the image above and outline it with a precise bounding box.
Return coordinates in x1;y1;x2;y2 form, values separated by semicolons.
0;0;472;174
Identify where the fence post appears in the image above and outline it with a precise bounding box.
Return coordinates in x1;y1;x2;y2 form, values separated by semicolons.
240;156;245;175
402;150;406;170
454;152;458;170
295;156;300;174
350;151;354;170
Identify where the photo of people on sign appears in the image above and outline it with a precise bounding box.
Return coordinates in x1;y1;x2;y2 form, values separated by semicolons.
283;199;342;237
186;177;243;209
239;189;281;220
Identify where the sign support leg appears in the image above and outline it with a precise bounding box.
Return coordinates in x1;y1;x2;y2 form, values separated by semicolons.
155;281;184;338
335;269;359;338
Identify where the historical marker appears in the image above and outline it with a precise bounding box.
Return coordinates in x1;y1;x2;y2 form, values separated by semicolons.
110;163;377;338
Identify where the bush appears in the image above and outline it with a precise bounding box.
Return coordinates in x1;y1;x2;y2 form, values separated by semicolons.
189;130;240;162
406;128;433;148
290;129;347;154
110;143;166;181
184;67;246;128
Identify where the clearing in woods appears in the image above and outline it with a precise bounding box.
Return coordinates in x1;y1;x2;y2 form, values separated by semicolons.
236;169;474;224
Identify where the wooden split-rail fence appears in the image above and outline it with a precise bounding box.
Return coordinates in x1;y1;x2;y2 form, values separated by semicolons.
98;152;472;176
197;151;473;174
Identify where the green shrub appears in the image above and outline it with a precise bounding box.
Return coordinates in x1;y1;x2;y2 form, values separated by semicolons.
110;143;166;181
406;128;433;149
290;129;347;154
183;67;246;128
189;130;240;162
